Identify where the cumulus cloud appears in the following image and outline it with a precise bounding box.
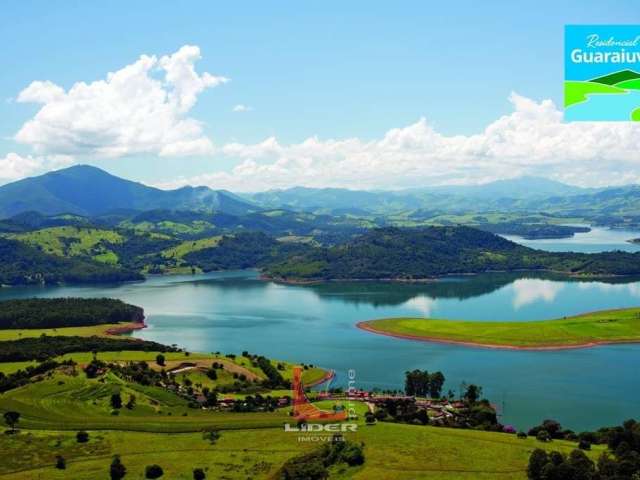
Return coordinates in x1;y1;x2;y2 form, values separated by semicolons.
163;92;640;191
0;152;74;183
232;104;252;112
14;45;227;158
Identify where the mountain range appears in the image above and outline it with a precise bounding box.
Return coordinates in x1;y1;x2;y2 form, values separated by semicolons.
0;165;257;218
0;165;638;222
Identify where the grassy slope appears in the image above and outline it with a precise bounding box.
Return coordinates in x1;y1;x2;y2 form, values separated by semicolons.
161;235;222;259
361;307;640;348
0;323;131;341
0;372;289;433
7;226;123;264
0;345;604;479
0;404;603;480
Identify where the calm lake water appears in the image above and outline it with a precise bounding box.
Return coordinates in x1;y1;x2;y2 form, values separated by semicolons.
503;225;640;253
1;226;639;431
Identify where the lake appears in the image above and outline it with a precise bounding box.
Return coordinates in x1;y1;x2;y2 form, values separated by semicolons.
503;225;640;253
1;226;639;431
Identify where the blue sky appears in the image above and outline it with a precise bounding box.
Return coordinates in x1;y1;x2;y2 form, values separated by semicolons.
1;1;640;190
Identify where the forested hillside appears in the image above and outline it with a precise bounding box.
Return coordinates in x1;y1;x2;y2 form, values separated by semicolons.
263;227;640;281
0;238;143;286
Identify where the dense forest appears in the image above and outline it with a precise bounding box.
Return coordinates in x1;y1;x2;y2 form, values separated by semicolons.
476;223;590;239
263;227;640;281
0;238;142;286
183;232;307;272
0;298;144;329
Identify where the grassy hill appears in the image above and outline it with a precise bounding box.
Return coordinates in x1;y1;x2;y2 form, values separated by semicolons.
7;226;124;264
0;312;613;479
0;237;142;286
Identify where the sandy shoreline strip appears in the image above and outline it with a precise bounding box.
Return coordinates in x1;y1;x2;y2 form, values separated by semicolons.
356;321;640;351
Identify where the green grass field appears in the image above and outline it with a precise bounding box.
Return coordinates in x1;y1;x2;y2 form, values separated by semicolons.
360;307;640;348
161;235;222;259
0;323;129;341
0;352;605;479
0;403;603;479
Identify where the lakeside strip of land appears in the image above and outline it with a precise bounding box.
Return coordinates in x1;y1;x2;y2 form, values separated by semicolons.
357;307;640;350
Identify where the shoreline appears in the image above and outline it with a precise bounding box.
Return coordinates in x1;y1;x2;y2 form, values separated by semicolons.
263;268;635;286
356;321;640;351
305;369;336;388
104;320;147;336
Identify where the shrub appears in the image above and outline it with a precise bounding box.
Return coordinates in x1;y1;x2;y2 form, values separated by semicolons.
203;429;221;444
110;392;122;409
193;468;206;480
110;455;126;480
578;439;591;450
340;442;365;466
536;430;551;442
55;455;66;469
76;431;89;443
145;464;164;479
517;431;527;439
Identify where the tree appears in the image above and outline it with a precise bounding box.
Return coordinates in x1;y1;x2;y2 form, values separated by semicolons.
204;390;217;407
76;431;89;443
365;412;376;425
567;449;595;479
156;354;165;366
340;443;365;466
3;411;20;432
203;429;221;444
404;369;430;397
463;384;482;404
429;371;445;398
110;455;127;480
193;468;206;480
126;394;136;410
145;464;164;479
578;439;591;450
536;430;551;443
111;392;122;409
527;449;549;480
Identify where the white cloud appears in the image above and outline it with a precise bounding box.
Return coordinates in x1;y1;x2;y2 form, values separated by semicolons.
15;45;227;158
232;104;252;112
403;295;436;316
164;92;640;191
512;278;564;308
0;152;74;183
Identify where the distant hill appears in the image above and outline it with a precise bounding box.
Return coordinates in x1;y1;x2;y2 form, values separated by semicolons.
263;226;640;281
249;187;422;214
249;177;590;215
0;165;258;218
411;176;587;199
